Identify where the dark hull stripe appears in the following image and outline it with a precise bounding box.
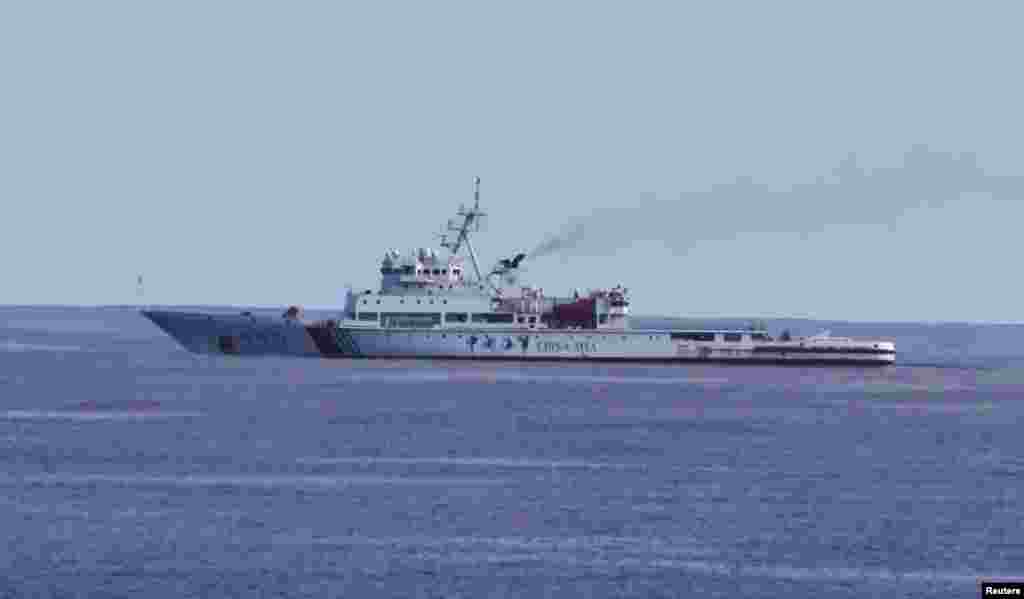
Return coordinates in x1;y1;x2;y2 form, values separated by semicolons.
752;346;896;355
310;353;894;367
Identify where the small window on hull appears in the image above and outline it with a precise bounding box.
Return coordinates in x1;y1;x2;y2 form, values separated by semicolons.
472;313;514;324
671;332;716;342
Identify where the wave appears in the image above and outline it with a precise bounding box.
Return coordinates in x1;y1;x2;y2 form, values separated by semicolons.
0;410;202;422
269;533;1000;584
646;560;993;585
9;473;508;488
298;456;645;471
274;533;711;556
0;340;87;353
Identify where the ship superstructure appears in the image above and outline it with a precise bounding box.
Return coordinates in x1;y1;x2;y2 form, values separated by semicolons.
142;178;896;365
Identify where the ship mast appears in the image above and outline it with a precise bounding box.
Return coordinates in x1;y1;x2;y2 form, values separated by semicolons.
440;176;491;290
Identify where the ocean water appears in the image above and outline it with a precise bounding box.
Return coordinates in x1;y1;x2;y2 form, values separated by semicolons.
1;306;1021;598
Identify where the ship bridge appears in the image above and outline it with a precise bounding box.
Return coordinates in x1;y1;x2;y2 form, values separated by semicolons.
379;248;481;295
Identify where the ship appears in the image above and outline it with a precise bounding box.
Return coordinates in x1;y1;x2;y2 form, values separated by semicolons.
142;178;896;366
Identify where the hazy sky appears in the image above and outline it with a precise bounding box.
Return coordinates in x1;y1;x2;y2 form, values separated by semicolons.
2;1;1022;322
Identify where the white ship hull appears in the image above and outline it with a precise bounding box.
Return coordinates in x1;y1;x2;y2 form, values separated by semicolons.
142;313;895;366
336;326;896;365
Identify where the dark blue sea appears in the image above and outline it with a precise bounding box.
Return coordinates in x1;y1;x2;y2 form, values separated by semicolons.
1;306;1022;598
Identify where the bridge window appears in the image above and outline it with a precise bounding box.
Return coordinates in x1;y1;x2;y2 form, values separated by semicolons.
358;312;378;322
724;333;742;342
446;313;468;323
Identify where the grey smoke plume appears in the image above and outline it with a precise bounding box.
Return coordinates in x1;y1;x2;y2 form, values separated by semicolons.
527;222;587;260
523;145;1024;263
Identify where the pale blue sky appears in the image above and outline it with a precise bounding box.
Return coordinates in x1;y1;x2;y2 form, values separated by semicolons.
2;1;1022;321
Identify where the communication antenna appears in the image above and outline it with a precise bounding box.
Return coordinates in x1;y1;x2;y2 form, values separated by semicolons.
136;274;145;302
342;283;356;318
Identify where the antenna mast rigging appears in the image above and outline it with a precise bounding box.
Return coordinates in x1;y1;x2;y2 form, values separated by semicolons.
440;177;492;289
